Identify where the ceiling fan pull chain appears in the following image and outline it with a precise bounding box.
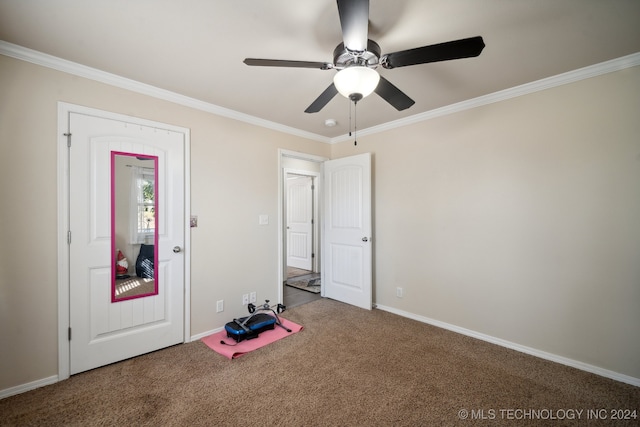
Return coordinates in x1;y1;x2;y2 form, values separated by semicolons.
349;100;353;138
354;100;358;146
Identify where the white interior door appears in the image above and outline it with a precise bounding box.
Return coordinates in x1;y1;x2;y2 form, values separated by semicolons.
286;175;313;271
323;153;372;310
68;112;185;374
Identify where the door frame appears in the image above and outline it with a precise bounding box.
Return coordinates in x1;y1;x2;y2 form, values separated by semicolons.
56;102;192;381
277;149;327;304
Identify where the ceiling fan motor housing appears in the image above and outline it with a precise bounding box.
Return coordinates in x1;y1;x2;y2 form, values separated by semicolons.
333;39;381;69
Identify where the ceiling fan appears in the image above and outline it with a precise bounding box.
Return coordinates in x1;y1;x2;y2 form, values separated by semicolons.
244;0;485;113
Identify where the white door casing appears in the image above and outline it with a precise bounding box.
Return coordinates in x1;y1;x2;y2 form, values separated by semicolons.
323;153;372;310
60;106;189;376
286;175;313;271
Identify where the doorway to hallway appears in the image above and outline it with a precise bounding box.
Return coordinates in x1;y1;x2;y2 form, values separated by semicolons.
283;173;321;308
279;150;325;308
278;150;372;311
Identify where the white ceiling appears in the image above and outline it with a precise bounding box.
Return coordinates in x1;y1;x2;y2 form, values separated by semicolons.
1;0;639;140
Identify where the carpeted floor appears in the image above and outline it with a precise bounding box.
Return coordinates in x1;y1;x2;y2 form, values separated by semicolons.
1;298;638;426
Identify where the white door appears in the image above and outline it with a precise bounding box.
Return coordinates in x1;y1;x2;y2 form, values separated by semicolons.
286;175;313;270
323;153;372;310
68;112;185;374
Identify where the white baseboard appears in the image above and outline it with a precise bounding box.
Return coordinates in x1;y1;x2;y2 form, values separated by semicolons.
0;375;59;400
190;326;224;342
375;304;640;388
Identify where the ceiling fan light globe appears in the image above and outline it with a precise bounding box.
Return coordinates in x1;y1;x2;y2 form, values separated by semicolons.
333;66;380;100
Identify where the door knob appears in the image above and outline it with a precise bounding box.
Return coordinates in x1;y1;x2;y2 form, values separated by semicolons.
173;246;182;253
362;237;368;242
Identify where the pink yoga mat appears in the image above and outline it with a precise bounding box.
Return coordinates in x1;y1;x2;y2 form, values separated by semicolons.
202;318;303;359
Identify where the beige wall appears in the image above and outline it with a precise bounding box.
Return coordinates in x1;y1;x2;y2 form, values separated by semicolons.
1;53;639;392
332;66;640;380
0;54;330;390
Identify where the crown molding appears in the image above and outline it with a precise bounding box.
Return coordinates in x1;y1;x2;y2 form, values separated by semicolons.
1;40;638;145
330;51;640;144
0;40;330;144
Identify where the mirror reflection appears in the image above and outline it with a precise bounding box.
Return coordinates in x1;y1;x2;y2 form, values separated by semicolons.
111;152;159;302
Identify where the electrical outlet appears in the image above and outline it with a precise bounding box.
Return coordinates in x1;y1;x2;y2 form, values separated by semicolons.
242;294;249;305
250;292;257;303
396;287;404;298
216;300;224;313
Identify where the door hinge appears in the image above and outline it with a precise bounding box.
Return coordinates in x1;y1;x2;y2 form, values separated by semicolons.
67;230;72;244
68;327;72;341
312;253;315;258
64;132;72;147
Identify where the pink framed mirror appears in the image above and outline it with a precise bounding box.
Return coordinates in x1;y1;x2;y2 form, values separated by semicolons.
111;151;159;302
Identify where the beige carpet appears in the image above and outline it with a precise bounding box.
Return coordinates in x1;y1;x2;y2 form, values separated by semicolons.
1;299;638;426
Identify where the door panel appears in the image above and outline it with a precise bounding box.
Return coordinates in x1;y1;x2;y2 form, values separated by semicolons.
69;112;184;374
323;153;372;309
287;175;313;270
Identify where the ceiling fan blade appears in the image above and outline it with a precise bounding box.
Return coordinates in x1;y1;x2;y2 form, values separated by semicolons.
381;36;485;69
336;0;369;52
374;76;415;111
244;58;333;70
305;83;339;113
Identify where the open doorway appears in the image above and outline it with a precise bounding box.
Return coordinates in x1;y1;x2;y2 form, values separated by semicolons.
284;173;321;308
278;150;326;309
278;150;373;310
